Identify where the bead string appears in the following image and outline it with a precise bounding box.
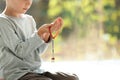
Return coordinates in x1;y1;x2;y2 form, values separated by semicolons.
48;26;59;62
51;39;55;62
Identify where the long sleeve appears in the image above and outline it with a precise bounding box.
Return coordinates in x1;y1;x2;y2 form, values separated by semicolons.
0;14;51;80
0;17;45;59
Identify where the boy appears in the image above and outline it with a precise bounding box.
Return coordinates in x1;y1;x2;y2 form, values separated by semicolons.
0;0;79;80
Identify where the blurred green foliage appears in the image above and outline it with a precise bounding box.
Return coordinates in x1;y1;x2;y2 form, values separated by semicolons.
47;0;120;44
103;0;120;38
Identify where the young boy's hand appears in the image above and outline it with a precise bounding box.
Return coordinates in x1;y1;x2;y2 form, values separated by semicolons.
37;17;63;42
37;24;51;42
50;17;63;32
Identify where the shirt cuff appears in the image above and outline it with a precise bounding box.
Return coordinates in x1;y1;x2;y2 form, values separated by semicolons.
30;32;45;48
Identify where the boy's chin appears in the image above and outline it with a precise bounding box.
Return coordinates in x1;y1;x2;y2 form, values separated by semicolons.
20;10;28;14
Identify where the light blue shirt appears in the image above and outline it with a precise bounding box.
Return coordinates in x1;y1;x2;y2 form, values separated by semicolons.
0;14;49;80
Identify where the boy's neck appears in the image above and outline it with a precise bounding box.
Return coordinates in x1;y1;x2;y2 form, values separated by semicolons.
2;8;23;18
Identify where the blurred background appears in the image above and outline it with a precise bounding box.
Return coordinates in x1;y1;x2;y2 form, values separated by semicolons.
0;0;120;61
1;0;120;80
